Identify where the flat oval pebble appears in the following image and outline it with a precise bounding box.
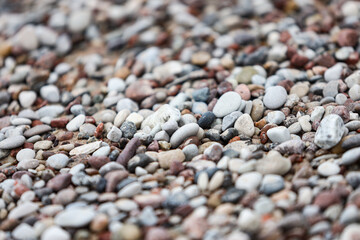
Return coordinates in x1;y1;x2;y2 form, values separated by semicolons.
317;162;340;177
315;114;345;149
54;207;96;228
24;124;52;138
66;114;86;131
47;154;70;170
212;91;242;118
170;123;199;148
16;148;35;161
0;135;25;149
263;86;287;109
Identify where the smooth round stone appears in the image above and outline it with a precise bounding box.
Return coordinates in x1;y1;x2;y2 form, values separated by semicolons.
41;226;70;240
19;91;37;108
8;202;39;219
108;78;125;92
238;208;261;233
12;223;36;240
260;174;285;195
116;98;139;112
324;63;343;82
47;154;69;170
24;125;52;138
54;207;95;228
93;146;111;157
212;91;242;118
263;86;287;109
192;88;209;102
66;114;86;131
126;113;144;128
256;150;291;175
11;117;32;126
182;144;199;161
114;109;131;127
323;80;339;98
68;10;91;33
16;149;35;161
107;126;122;142
235;172;262;191
198;112;216;129
70;105;85;116
17;159;39;170
314;114;345;149
234;113;254;137
236;67;258;84
341;147;360;165
266;111;285;124
118;182;142;198
349;84;360;101
170;123;199;148
40;85;60;103
14;25;38;51
310;106;325;122
342;135;360;150
317;162;340;177
192;102;208;114
37;105;64;118
0;135;25;149
266;126;291;143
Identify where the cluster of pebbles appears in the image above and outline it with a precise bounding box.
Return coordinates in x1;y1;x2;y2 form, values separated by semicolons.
2;0;360;239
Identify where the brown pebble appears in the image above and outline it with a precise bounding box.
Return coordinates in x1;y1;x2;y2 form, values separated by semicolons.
88;156;110;169
104;170;128;192
337;28;359;47
116;137;141;167
50;118;69;128
46;173;72;192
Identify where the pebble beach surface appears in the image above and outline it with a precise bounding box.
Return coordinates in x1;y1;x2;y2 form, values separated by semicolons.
1;0;360;239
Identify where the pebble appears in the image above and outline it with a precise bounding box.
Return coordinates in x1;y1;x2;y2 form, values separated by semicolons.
266;126;291;143
266;111;285;124
170;123;199;148
54;207;95;227
317;161;340;176
24;125;52;138
69;141;102;156
16;149;35;161
341;147;360;165
66;114;86;131
260;174;285;195
8;202;39;219
41;226;70;240
0;135;25;149
324;63;343;82
234;114;254;137
107;126;122;142
40;85;60;103
315;114;345;149
256;150;291;175
17;159;39;170
212;91;242;118
349;84;360;101
18;91;37;108
235;172;262;191
47;154;69;170
263;86;287;109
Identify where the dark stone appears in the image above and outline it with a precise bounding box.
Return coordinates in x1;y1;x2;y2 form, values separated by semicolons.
342;135;360;150
221;187;246;203
220;128;238;142
198;111;216;129
163;192;188;209
96;178;107;193
116;137;141;167
116;177;137;191
192;88;210;102
127;153;154;173
120;121;137;139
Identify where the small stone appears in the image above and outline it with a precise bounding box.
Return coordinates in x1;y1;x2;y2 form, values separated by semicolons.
68;10;91;33
324;63;343;82
88;156;110;169
108;78;125;92
340;224;360;240
66;114;86;131
266;126;291;143
8;202;38;219
13;223;36;240
41;226;70;240
314;114;345;149
158;149;185;169
212;91;242;118
236;67;258;84
24;125;52;138
317;161;340;176
47;154;69;170
34;140;53;150
266;111;285;124
40;85;60;103
47;173;72;191
126;80;154;102
19;91;37;108
256;150;291;175
208;170;224;191
107;126;122;142
120;121;137;139
198;112;216;129
170;123;199;148
70;141;102;155
0;135;25;149
260;174;285;195
17;159;39;170
341;147;360;165
117;224;142;240
234;114;254;137
338;28;359;47
349;84;360;101
191;51;211;65
54;207;95;228
235;172;262;191
342;135;360;150
16;149;35;161
263;86;287;109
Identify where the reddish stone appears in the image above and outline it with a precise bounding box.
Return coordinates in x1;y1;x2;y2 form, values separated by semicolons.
23;142;34;149
47;173;72;192
235;84;251;100
31;120;43;127
13;183;29;197
277;79;294;93
313;190;341;209
314;54;336;68
12;171;34;179
169;160;184;175
58;131;73;141
332;106;350;123
85;116;96;124
0;173;6;182
145;227;172;240
217;81;233;95
337;28;359;47
104;170;129;192
35;51;57;69
88;156;110;169
116;137;141;167
147;140;159;152
125;80;154;102
291;54;309;68
94;123;104;138
50;118;69;128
